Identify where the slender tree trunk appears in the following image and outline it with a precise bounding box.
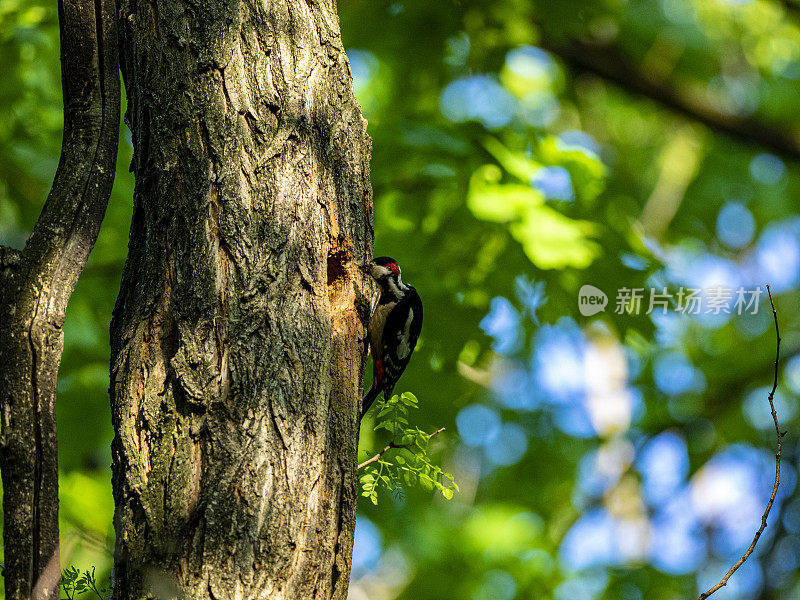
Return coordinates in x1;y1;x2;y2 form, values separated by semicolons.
0;1;120;598
110;0;372;598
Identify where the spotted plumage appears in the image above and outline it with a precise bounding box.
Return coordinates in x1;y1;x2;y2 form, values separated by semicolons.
362;257;423;418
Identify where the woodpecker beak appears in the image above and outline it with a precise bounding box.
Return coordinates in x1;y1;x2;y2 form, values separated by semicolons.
368;261;386;281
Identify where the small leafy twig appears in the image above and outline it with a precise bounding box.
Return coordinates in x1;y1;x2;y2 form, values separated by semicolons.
358;427;446;469
59;566;106;600
698;285;786;599
359;392;458;503
83;566;105;599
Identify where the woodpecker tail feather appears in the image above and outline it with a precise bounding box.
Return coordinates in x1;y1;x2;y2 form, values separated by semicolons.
361;386;380;419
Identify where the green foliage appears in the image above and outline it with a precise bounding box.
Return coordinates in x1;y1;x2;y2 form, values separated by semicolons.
360;393;458;504
59;566;107;600
467;165;601;269
467;137;605;269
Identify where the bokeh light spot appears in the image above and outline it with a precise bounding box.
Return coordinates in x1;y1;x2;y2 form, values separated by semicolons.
457;404;501;447
749;153;786;185
716;202;755;249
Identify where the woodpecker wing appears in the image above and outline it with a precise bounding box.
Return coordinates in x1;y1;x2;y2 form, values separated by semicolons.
380;286;423;396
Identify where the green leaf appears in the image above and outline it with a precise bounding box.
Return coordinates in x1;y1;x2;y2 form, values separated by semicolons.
360;392;456;503
538;135;606;202
377;405;395;417
509;206;601;269
400;391;418;403
483;136;541;182
468;166;545;223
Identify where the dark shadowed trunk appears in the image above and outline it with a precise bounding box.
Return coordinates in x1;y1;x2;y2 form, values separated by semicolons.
0;0;120;598
109;0;372;598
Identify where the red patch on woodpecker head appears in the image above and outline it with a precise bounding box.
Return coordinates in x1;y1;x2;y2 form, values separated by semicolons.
373;256;401;276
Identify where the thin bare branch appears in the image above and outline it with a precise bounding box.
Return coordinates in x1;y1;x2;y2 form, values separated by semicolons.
358;427;446;470
698;285;785;599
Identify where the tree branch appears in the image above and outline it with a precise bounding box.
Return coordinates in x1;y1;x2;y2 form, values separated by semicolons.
0;0;120;598
541;38;800;161
358;427;446;469
698;285;785;599
776;0;800;19
0;245;21;270
0;245;21;302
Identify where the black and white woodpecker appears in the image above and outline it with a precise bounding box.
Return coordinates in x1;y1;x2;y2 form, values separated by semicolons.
362;257;423;418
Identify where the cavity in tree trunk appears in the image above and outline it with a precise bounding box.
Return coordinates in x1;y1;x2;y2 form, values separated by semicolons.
110;1;373;598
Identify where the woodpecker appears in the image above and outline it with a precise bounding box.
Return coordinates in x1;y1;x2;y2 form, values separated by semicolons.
362;256;423;418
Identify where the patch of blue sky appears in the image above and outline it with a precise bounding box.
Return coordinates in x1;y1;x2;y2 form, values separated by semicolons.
456;404;501;447
514;275;547;323
505;46;558;80
553;570;609;600
648;490;706;574
485;422;528;466
351;517;382;576
716;202;755;249
492;365;540;411
346;49;378;93
440;75;515;129
785;353;800;395
653;352;704;395
532;166;574;201
743;386;796;430
531;318;586;405
636;431;689;507
749;153;786;185
752;221;800;292
480;297;522;355
559;508;621;571
557;130;601;157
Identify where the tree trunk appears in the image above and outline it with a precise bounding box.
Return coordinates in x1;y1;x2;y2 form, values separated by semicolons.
0;1;120;598
110;1;372;598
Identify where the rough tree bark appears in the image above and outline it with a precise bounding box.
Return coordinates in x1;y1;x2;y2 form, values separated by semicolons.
0;1;120;598
110;0;372;598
